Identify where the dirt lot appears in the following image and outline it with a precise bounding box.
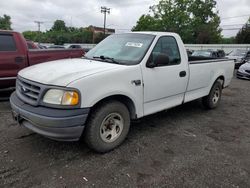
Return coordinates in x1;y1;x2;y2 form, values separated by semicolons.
0;76;250;188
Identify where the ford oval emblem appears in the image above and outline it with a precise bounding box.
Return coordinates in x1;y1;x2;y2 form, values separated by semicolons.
21;86;28;93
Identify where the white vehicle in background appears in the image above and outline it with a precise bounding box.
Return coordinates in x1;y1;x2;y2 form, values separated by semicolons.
191;50;219;58
10;32;234;152
237;62;250;80
66;44;83;49
226;49;248;69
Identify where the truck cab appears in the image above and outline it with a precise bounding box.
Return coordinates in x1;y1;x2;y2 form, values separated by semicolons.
0;31;29;90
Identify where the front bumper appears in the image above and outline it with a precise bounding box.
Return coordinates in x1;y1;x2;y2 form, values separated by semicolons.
236;71;250;80
10;92;90;141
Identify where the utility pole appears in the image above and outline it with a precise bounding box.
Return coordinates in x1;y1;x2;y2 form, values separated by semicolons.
101;6;110;36
34;21;44;32
34;21;44;44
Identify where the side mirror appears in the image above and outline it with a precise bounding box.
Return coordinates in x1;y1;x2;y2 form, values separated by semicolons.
146;54;155;68
155;53;170;67
146;53;170;68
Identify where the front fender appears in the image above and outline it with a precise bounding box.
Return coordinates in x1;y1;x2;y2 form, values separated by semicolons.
68;65;144;118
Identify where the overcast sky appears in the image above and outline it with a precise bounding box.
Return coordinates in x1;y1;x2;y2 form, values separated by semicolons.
0;0;249;38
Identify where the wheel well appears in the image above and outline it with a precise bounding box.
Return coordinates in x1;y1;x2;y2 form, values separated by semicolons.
91;95;137;119
217;76;225;88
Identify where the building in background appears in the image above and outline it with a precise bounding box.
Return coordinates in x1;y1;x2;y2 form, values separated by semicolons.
88;25;115;35
87;25;115;43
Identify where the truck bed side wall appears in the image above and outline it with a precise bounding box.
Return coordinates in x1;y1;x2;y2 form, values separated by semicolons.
27;49;84;66
184;60;234;103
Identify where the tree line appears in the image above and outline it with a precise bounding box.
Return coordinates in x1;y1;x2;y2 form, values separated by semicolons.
132;0;250;44
23;20;105;44
1;0;250;45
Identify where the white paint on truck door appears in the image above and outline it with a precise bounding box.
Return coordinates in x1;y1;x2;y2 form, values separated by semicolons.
142;36;189;116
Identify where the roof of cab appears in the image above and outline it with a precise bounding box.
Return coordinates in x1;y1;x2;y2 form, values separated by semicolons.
0;30;19;34
125;31;180;38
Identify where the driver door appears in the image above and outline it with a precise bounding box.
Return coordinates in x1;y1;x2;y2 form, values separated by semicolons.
142;36;189;116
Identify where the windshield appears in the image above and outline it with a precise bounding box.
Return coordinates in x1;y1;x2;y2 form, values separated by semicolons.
192;50;212;57
85;33;155;65
228;49;247;57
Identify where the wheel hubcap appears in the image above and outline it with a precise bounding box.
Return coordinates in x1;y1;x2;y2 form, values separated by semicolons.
100;113;124;143
212;87;220;104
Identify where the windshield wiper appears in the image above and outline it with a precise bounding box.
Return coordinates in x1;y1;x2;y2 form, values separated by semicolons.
93;55;121;64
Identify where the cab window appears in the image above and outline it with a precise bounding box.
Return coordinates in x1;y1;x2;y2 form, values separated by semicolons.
0;34;17;51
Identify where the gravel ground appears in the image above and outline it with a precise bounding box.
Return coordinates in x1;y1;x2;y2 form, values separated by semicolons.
0;76;250;188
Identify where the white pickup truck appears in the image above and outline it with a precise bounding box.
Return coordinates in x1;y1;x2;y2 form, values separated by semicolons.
10;32;234;152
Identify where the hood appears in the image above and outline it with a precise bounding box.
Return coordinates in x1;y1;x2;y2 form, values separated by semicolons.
19;58;121;86
239;62;250;71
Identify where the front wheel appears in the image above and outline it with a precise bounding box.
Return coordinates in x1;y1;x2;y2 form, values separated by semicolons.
202;80;222;109
84;101;130;153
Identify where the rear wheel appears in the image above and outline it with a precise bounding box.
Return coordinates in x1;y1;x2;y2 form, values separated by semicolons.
84;101;130;153
202;80;222;109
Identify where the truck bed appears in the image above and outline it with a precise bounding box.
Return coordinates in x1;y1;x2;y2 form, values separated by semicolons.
185;57;234;103
28;49;84;66
188;56;227;62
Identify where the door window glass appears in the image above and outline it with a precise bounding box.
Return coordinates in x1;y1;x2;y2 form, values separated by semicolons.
150;36;181;66
0;34;17;51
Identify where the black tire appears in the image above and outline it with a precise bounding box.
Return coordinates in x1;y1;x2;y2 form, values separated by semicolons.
202;80;222;109
84;101;130;153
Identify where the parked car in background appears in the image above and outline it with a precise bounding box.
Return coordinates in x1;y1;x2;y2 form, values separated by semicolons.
66;45;92;52
226;49;248;69
238;50;250;66
186;49;193;57
217;50;226;58
191;50;218;58
82;47;91;53
237;61;250;80
207;49;226;58
37;44;47;49
26;40;39;49
67;44;83;49
48;45;65;49
0;30;85;91
10;32;234;152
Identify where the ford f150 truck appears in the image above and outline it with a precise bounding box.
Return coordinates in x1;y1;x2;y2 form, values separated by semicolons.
10;32;234;152
0;30;85;91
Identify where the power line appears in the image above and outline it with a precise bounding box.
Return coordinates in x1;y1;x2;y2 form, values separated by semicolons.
101;6;111;35
112;0;156;6
115;28;132;30
221;14;250;20
220;24;245;27
222;28;242;30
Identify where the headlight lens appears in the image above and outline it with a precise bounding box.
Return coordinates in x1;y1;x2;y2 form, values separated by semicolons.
43;89;79;106
62;91;79;105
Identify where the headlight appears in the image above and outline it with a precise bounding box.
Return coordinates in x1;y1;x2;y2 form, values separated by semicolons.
43;89;79;106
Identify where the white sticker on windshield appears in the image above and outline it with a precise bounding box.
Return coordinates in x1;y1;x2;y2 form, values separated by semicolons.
125;42;143;48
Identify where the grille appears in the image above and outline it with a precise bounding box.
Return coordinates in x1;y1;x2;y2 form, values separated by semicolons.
16;77;41;106
246;70;250;74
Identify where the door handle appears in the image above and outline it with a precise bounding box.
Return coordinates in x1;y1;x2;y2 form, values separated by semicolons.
15;56;24;64
131;80;142;86
179;71;186;77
